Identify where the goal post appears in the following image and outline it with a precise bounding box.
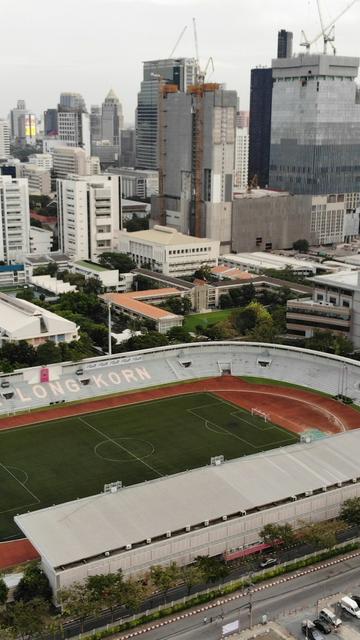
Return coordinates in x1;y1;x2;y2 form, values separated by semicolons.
251;408;269;422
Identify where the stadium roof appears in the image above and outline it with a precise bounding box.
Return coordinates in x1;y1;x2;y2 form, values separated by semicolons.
15;431;360;570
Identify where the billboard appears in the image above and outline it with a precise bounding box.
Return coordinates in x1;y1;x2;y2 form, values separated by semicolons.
222;620;240;636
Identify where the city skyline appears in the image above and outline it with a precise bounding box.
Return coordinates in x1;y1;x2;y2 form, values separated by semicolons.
1;0;360;123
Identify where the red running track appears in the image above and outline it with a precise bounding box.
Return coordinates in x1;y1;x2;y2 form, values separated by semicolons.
1;376;360;569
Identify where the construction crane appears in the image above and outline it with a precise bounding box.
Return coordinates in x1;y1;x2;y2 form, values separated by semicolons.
168;25;187;58
301;0;358;54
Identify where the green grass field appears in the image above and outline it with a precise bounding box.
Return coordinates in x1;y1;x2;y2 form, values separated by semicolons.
0;393;298;539
183;308;242;332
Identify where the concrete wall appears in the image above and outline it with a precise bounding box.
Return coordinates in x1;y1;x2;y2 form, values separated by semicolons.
231;194;315;252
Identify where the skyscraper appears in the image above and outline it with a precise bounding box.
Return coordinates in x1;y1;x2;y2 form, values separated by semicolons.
248;67;273;187
135;58;197;170
57;92;90;154
277;30;293;59
44;109;58;136
10;100;28;141
101;89;124;145
269;53;360;195
0;121;10;159
90;105;102;143
0;176;30;261
151;84;237;249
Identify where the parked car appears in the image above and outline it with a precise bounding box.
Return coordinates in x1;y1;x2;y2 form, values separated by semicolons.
319;609;342;628
350;595;360;607
313;619;332;634
302;620;325;640
75;368;84;376
340;596;360;618
259;557;278;569
0;380;10;388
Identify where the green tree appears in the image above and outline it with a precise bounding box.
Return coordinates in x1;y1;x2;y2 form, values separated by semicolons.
16;288;34;302
59;582;98;633
7;598;49;639
150;563;179;601
98;252;135;273
14;563;52;603
117;332;169;353
340;497;360;527
87;572;124;623
122;577;146;612
306;330;353;356
333;334;353;357
293;239;309;253
231;306;257;335
194;556;229;584
260;523;294;547
298;520;346;550
0;576;8;606
180;564;203;596
193;264;213;281
35;341;62;366
162;296;192;316
167;326;193;343
0;628;15;640
33;262;58;277
124;214;150;232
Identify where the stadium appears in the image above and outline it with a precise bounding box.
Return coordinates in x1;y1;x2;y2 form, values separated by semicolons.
1;341;360;595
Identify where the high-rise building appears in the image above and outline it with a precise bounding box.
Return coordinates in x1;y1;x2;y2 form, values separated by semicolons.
0;121;10;159
57;174;122;261
236;110;249;128
28;153;53;170
248;67;273;187
18;113;37;146
19;164;51;196
44;109;58;136
10;100;27;140
120;127;136;167
269;54;360;195
234;127;249;191
151;84;237;251
136;58;197;170
0;176;30;262
58;92;90;154
101;89;124;145
277;29;293;59
90;105;102;142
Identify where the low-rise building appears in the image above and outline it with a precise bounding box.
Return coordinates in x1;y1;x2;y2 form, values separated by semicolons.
118;225;219;277
0;293;79;347
28;153;53;170
52;147;100;180
29;227;53;255
286;269;360;347
102;291;182;333
0;264;26;288
71;260;133;292
220;252;321;275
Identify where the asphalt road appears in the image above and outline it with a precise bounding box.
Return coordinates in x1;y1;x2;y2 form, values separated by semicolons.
119;554;360;640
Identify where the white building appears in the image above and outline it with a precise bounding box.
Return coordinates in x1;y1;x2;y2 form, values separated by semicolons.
0;293;79;348
0;120;10;159
233;127;249;191
71;260;133;292
52;147;100;180
107;167;159;199
118;225;219;277
19;165;51;196
57;174;122;262
29;227;53;254
28;153;53;170
58;111;91;155
0;176;30;262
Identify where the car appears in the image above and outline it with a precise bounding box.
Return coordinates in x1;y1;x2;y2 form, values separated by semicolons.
75;368;84;376
0;380;10;388
259;557;278;569
350;595;360;607
313;619;332;634
311;629;325;640
319;609;342;628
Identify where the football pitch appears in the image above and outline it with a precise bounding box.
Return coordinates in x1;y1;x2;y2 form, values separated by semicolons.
0;393;298;539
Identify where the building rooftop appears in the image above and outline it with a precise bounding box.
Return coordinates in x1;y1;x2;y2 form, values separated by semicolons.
121;225;217;247
0;293;77;337
221;252;320;273
15;430;360;570
101;292;180;321
311;269;360;292
125;288;180;300
75;260;108;273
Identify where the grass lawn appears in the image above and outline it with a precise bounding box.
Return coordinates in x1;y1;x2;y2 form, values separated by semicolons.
0;393;297;540
183;308;242;332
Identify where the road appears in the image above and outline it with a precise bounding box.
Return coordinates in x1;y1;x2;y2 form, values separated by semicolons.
116;554;360;640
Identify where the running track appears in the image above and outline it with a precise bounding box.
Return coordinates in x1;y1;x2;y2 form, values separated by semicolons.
2;376;360;569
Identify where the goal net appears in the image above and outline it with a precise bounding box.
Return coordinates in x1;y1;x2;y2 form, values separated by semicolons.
251;408;269;422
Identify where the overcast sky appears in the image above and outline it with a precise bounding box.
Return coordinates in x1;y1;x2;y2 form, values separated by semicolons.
1;0;359;124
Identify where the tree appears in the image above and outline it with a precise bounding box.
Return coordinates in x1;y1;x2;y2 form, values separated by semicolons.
124;214;150;232
194;556;229;584
122;577;147;612
35;341;62;366
167;326;193;343
87;572;124;623
0;628;15;640
180;564;203;596
98;252;135;273
297;520;346;550
150;563;179;601
0;576;8;606
260;523;294;547
162;296;192;316
33;262;58;277
14;563;52;603
340;497;360;527
7;598;49;639
117;332;169;353
293;239;309;253
306;330;353;356
59;582;97;633
16;288;34;302
231;306;257;335
193;264;213;281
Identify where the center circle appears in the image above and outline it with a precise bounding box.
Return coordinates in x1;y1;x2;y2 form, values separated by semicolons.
94;438;155;463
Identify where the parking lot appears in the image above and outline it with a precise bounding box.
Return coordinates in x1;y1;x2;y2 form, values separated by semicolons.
280;593;360;640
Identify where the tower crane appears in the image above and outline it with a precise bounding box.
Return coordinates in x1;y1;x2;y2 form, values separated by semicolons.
168;25;187;58
301;0;358;54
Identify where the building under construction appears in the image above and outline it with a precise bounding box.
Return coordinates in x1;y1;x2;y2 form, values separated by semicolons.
151;82;237;252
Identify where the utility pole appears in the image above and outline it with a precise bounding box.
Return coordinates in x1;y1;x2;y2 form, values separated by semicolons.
108;301;112;356
248;590;253;629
